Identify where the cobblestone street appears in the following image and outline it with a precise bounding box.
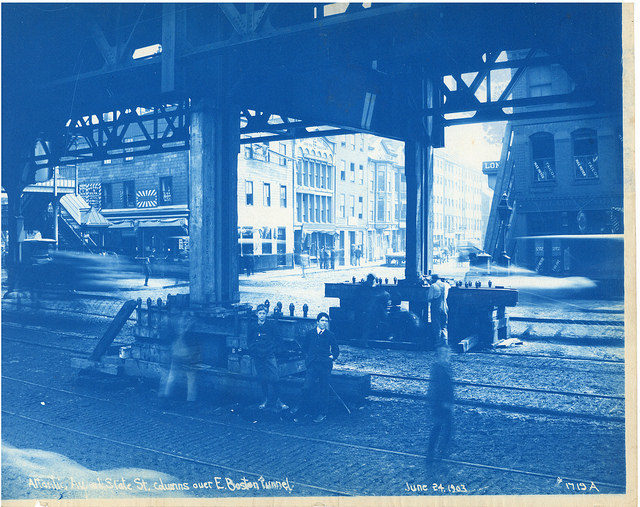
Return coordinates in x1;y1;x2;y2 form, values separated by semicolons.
1;269;628;500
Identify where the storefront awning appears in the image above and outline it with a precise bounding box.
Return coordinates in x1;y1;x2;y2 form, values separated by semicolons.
109;218;187;230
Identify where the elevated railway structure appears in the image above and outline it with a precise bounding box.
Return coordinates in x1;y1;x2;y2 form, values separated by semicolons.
3;3;623;306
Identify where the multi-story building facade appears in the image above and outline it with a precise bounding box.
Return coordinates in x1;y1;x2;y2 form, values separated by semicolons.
331;133;369;265
433;150;486;255
367;138;406;261
292;137;336;264
238;142;296;270
485;59;623;289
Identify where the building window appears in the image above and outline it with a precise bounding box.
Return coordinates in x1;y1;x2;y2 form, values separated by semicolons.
315;195;321;222
101;182;113;209
244;145;254;159
327;197;333;222
303;194;309;222
303;160;309;186
350;162;355;182
358;196;364;219
531;132;556;182
280;185;287;207
572;129;599;179
279;143;287;166
245;180;254;206
358;164;364;184
124;138;134;162
263;183;271;206
528;66;552;97
276;227;286;255
377;200;385;221
123;180;136;208
339;193;346;218
159;176;173;205
328;165;333;189
316;162;322;187
240;227;254;255
296;193;302;222
321;164;327;189
309;162;316;188
296;160;302;186
340;161;346;181
349;195;355;217
262;242;273;254
377;169;386;191
321;196;327;222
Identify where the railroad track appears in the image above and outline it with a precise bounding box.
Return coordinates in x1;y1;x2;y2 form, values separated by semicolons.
2;375;626;493
3;334;625;423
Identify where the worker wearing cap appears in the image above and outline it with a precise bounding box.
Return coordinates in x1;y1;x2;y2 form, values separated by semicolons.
247;304;287;411
428;274;450;347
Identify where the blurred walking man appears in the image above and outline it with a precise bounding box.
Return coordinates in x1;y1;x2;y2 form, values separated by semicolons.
426;344;454;463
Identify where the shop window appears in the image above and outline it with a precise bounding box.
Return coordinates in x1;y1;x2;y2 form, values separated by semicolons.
159;176;173;205
101;182;113;209
280;185;287;208
245;180;254;206
262;242;273;254
263;183;271;206
530;132;556;182
572;129;599;179
123;180;136;208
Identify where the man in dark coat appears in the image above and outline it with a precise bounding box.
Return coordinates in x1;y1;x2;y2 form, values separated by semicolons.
295;312;340;422
247;304;287;410
426;344;454;462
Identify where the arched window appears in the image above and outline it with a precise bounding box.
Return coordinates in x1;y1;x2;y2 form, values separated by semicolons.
530;132;556;182
572;129;598;179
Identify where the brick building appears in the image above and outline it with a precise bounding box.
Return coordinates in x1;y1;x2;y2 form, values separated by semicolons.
485;57;623;288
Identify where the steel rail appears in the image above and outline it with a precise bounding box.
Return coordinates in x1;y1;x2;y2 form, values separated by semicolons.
2;409;354;497
2;377;625;492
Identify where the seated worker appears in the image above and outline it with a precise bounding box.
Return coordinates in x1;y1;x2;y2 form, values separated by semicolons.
294;312;340;423
159;312;199;404
247;304;288;411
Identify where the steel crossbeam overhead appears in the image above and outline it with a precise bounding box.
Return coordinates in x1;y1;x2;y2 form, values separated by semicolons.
2;3;623;185
31;101;190;167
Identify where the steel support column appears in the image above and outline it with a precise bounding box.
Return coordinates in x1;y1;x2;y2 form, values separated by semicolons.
405;74;438;286
404;140;434;281
189;96;240;305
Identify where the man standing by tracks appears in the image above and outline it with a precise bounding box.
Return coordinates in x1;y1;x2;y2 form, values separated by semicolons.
247;304;288;411
294;312;340;423
428;274;450;347
426;344;454;463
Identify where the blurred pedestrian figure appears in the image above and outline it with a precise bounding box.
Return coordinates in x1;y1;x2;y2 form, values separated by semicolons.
330;248;336;269
319;247;326;269
428;274;450;346
294;312;340;423
160;312;199;403
355;246;362;266
248;304;287;410
142;256;151;286
426;345;454;462
322;248;330;270
300;249;308;278
350;244;356;266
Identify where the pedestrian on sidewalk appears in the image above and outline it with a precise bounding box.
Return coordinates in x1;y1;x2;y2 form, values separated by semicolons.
293;312;340;423
159;312;199;403
426;344;454;463
247;304;287;411
142;256;151;286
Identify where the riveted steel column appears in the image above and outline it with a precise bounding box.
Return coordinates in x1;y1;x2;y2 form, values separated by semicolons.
189;97;239;305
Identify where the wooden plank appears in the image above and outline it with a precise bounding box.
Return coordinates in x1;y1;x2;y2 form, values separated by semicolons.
90;300;138;361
